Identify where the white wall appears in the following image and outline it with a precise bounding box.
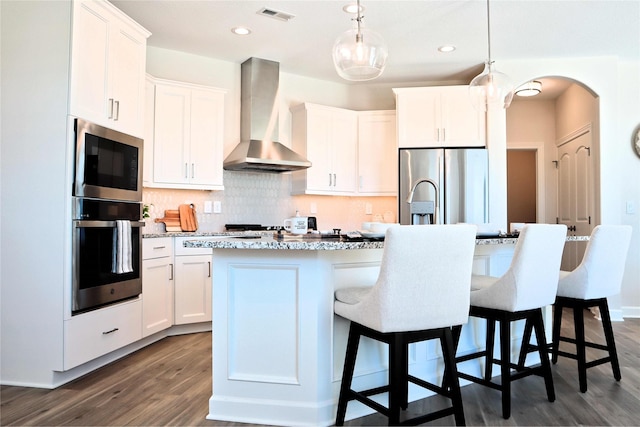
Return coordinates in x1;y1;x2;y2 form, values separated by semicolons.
1;0;71;386
507;99;557;224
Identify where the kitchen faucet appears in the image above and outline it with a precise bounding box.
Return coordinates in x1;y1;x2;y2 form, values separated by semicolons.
406;178;439;225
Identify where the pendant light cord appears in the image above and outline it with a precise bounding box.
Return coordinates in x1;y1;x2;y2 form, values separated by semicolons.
355;0;363;42
486;0;492;64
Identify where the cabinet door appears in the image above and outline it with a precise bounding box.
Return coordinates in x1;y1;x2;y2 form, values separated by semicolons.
153;84;191;185
108;22;147;136
331;111;358;193
357;111;397;195
304;107;334;192
69;1;148;137
395;88;439;148
440;86;485;147
69;1;111;127
189;89;224;187
143;78;155;185
142;257;174;337
174;255;212;325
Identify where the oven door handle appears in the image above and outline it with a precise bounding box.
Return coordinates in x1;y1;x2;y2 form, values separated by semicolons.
74;220;145;228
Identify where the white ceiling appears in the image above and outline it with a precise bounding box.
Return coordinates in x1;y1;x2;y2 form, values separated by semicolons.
112;0;640;98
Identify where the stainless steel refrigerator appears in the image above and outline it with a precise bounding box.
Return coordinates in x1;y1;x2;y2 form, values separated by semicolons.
399;148;489;225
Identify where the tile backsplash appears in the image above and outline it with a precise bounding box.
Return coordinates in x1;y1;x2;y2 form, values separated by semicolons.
143;171;397;234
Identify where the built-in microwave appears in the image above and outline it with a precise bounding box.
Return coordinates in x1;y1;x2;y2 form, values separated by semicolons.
73;118;143;202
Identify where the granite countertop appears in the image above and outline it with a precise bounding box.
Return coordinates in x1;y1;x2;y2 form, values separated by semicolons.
149;231;589;251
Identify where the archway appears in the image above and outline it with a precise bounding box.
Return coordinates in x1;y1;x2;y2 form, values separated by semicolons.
506;76;599;270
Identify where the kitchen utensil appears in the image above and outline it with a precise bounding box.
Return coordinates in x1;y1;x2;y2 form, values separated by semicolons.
283;216;308;235
155;210;181;232
179;204;198;232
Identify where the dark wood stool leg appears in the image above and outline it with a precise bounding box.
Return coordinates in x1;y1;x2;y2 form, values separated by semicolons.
533;309;555;402
485;319;496;380
388;333;404;425
517;318;534;369
599;299;622;381
551;301;564;364
499;318;511;419
335;323;361;425
573;306;588;393
442;325;463;391
442;328;466;426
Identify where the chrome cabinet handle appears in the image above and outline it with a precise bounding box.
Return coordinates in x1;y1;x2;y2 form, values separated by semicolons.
102;328;119;335
333;173;337;187
153;246;166;250
207;261;211;278
442;128;446;141
108;98;114;119
169;263;174;280
185;163;188;179
113;100;120;121
191;163;195;179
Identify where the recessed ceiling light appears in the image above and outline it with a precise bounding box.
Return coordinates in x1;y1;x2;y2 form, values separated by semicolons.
343;3;364;14
231;26;251;36
438;45;456;53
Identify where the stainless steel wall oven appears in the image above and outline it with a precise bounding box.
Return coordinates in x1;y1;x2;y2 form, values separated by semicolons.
72;119;144;314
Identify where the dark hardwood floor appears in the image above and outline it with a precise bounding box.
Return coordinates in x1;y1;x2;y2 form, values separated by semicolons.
2;309;639;426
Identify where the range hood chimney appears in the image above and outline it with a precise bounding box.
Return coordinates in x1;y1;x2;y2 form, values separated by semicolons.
223;58;311;173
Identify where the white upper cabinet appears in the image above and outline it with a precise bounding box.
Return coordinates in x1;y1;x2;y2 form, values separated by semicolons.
394;86;484;148
357;111;397;195
145;78;225;191
69;0;150;137
291;103;358;195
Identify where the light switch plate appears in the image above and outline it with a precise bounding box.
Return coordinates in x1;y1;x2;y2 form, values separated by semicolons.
204;201;213;213
626;201;635;214
213;201;222;213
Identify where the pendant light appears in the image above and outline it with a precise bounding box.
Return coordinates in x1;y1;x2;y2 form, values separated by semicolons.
332;0;388;81
469;0;514;111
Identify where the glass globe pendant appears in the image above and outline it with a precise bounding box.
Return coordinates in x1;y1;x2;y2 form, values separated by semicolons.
332;1;388;81
469;0;514;111
469;61;514;111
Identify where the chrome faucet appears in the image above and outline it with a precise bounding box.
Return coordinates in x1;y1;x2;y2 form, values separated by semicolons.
406;178;440;225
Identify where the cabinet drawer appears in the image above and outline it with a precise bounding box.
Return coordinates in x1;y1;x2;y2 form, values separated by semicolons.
143;237;173;259
64;299;142;370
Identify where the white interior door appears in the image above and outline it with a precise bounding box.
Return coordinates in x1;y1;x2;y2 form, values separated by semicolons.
557;129;593;270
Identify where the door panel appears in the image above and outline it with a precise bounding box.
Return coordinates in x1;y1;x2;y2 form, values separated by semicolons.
557;130;593;270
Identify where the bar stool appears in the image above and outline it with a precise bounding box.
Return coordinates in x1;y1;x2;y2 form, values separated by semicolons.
334;224;477;426
551;225;632;392
454;224;567;419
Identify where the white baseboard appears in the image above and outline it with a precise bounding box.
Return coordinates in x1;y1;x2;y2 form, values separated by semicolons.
622;306;640;319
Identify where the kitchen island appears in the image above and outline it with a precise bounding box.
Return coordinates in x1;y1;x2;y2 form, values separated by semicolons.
186;234;586;427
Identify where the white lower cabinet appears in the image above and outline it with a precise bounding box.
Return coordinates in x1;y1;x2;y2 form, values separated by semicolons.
174;238;212;325
142;237;174;337
63;299;142;370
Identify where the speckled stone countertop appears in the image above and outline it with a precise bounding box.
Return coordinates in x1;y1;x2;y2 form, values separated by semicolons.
181;234;589;251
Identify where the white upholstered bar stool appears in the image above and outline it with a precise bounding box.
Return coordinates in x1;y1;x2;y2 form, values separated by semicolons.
551;225;632;393
334;224;477;426
453;224;567;420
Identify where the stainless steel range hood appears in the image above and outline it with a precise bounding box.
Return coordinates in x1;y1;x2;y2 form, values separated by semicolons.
223;58;311;173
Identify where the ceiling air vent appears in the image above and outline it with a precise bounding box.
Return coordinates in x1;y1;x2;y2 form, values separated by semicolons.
257;7;295;22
